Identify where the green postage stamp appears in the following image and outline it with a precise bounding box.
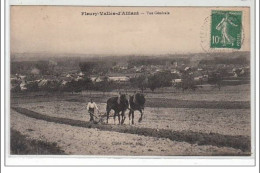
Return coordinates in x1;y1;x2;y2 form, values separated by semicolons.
211;10;242;49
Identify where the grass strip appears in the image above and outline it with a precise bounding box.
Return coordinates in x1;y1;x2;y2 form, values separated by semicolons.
11;128;66;155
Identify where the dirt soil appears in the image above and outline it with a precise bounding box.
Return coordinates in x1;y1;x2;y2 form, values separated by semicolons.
10;84;251;156
11;110;247;156
16;101;250;136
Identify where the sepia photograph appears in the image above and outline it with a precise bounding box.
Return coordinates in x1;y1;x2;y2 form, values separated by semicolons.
9;6;252;157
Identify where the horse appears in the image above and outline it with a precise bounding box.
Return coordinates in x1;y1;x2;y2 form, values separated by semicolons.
128;93;146;124
106;94;129;125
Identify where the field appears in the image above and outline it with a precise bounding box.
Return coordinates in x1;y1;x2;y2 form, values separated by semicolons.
10;84;251;156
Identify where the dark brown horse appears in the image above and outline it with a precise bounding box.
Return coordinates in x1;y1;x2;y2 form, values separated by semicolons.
128;93;146;124
106;94;129;124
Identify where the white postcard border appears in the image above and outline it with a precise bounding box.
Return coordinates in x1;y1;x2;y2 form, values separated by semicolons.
2;0;258;167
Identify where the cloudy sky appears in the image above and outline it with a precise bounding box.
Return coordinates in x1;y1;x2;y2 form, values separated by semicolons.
11;6;250;55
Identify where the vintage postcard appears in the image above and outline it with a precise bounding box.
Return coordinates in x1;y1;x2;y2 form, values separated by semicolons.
6;4;255;166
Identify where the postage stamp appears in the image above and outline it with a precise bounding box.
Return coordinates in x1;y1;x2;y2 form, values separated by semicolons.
210;10;242;49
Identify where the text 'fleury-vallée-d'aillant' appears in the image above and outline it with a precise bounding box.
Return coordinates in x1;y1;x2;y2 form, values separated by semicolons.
81;11;140;16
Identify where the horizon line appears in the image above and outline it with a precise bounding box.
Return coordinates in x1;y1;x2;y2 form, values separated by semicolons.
10;50;250;56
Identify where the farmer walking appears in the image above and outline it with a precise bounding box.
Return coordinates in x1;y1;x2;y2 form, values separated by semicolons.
87;99;99;122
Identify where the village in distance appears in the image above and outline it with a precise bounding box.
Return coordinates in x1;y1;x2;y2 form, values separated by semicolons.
10;51;250;93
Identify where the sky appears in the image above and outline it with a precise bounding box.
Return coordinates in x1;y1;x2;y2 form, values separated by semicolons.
11;6;250;56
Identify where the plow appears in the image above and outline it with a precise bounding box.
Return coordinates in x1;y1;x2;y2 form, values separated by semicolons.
90;108;139;124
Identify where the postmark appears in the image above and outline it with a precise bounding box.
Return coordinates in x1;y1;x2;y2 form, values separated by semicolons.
200;11;244;53
210;10;242;49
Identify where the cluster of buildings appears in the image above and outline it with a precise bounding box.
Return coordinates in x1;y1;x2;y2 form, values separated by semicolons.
10;58;250;92
10;71;131;92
